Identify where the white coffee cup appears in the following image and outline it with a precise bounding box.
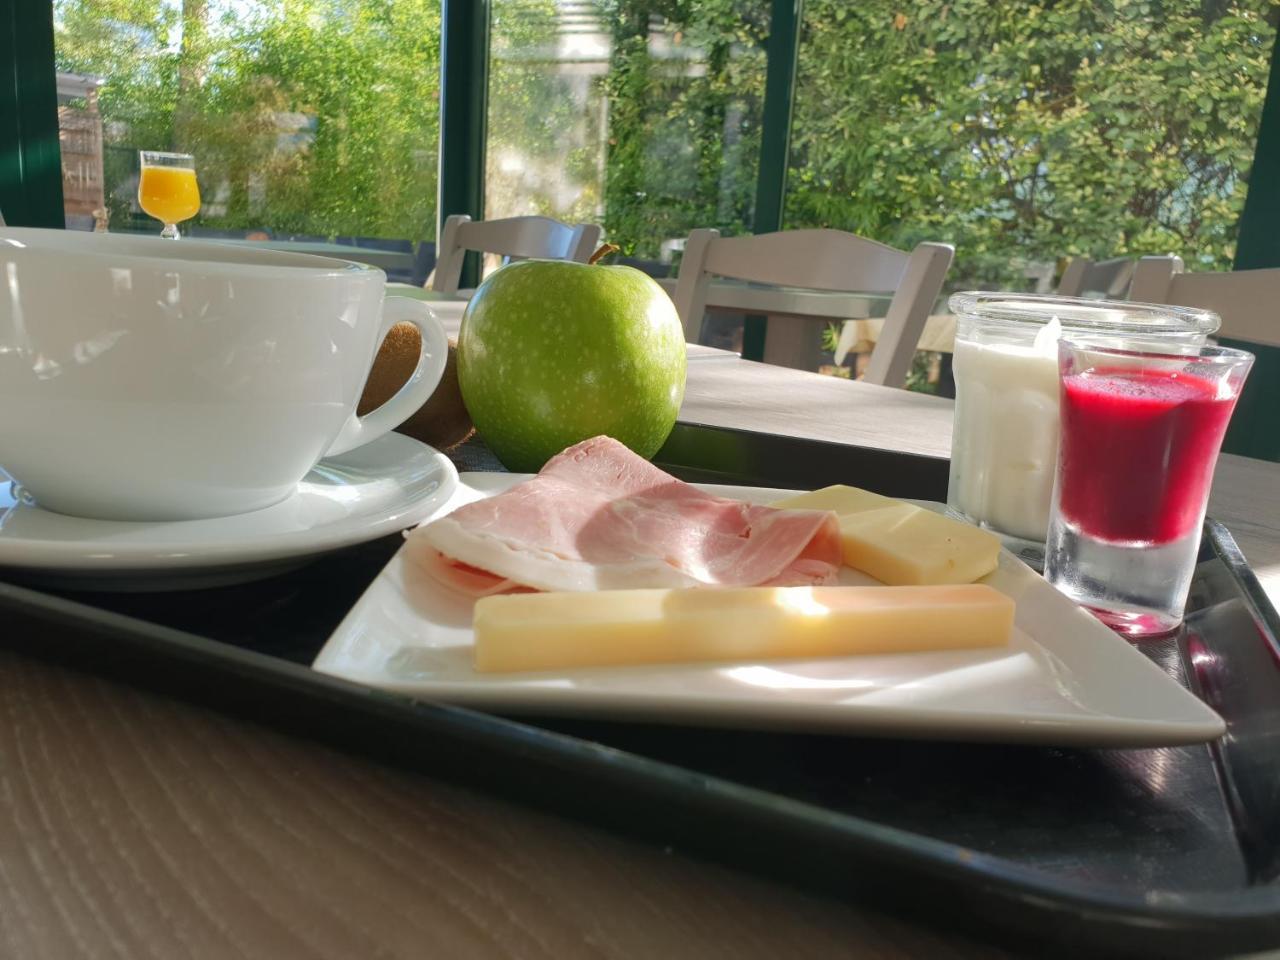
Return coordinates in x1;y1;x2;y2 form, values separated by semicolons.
0;227;448;521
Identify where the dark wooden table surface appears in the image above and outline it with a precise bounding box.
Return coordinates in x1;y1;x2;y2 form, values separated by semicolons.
4;339;1279;959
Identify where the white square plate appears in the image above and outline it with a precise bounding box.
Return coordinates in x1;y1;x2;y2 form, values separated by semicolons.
313;474;1225;747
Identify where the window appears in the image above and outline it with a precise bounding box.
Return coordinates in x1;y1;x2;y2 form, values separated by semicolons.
786;0;1277;288
780;0;1277;386
487;0;770;269
53;0;441;265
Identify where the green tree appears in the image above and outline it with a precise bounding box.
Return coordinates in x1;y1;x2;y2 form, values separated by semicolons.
214;0;442;238
784;0;1279;287
595;0;769;258
55;0;180;227
486;0;603;224
53;0;1279;285
55;0;441;239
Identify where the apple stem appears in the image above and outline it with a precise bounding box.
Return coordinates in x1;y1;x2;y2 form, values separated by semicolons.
588;243;621;266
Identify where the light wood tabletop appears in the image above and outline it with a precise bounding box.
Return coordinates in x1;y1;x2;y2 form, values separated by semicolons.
3;348;1278;959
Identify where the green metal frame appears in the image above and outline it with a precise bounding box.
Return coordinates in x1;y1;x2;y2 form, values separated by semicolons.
1222;33;1280;462
0;0;64;227
742;0;804;363
1233;35;1280;273
438;0;491;291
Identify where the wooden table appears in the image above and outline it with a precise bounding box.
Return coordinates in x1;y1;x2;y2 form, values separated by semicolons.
3;351;1278;959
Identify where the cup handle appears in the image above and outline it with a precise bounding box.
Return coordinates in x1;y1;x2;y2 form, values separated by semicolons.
323;296;449;458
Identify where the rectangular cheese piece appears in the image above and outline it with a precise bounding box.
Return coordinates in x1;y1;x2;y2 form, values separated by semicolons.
772;485;1001;586
472;585;1013;673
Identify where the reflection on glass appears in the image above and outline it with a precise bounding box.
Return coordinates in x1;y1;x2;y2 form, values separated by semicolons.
138;151;199;239
487;1;768;269
54;0;440;268
787;0;1275;290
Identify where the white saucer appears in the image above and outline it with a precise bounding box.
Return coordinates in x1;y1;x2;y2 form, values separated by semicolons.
0;433;458;590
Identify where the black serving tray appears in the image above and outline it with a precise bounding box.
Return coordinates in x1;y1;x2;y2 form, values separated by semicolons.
2;426;1279;958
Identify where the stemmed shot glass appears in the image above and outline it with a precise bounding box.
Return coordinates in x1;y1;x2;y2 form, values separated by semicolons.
138;151;201;239
1045;339;1254;638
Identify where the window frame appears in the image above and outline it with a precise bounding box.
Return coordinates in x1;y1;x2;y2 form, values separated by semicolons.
0;0;64;227
439;0;491;290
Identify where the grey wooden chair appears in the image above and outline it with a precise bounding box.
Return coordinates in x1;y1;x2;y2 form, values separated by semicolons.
670;228;953;388
1057;256;1136;298
1129;255;1280;348
1128;254;1280;461
431;215;602;296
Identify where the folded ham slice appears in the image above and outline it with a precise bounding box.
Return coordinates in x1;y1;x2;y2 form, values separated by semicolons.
406;435;842;594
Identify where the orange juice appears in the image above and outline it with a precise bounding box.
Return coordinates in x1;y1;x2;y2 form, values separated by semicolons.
138;166;201;224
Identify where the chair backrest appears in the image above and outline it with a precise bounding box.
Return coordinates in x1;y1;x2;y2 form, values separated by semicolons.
670;228;954;388
617;255;671;279
1129;256;1280;348
1128;255;1280;462
431;214;603;295
1057;256;1135;299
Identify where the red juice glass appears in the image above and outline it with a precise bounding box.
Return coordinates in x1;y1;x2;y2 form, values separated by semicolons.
1045;340;1253;638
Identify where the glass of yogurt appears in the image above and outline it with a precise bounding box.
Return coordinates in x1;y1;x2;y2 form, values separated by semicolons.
946;293;1220;563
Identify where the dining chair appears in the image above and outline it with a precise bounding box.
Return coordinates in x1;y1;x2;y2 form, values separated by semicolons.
1129;255;1280;348
1128;254;1280;462
671;228;954;388
1056;256;1135;298
431;215;603;296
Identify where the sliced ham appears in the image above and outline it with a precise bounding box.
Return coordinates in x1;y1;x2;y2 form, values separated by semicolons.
411;547;533;597
406;435;842;594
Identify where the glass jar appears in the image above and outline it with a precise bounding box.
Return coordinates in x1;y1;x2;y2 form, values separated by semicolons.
946;293;1220;559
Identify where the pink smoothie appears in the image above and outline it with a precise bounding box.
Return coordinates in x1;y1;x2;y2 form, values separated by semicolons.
1057;367;1237;544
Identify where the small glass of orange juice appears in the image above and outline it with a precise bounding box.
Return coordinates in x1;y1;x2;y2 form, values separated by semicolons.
138;151;200;239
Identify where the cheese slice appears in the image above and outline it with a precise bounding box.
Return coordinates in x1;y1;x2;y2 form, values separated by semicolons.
473;584;1013;673
770;485;896;515
771;485;1000;586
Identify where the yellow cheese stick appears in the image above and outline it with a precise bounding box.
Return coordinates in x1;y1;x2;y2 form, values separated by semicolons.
772;485;1001;586
473;585;1013;673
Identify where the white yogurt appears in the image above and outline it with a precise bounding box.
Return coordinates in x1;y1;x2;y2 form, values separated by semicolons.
948;325;1061;543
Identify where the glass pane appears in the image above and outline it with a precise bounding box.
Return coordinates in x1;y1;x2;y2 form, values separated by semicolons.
53;0;440;280
487;0;769;275
786;0;1277;387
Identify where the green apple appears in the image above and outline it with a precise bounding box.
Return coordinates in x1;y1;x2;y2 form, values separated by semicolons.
457;258;687;473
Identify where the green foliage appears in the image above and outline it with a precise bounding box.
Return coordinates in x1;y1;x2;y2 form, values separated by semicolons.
487;0;604;222
595;0;770;258
56;0;180;211
52;0;1278;281
821;321;841;354
785;0;1280;287
592;0;1276;283
55;0;441;239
